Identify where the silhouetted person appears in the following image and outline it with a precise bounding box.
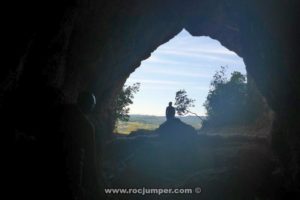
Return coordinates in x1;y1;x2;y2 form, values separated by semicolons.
59;91;100;200
166;101;175;121
77;91;96;114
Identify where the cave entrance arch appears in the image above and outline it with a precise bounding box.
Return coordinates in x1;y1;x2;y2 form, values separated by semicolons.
117;29;249;134
8;0;300;198
103;29;273;198
82;1;298;193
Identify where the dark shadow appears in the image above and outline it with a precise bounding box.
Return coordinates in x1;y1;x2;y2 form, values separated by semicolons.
103;105;277;200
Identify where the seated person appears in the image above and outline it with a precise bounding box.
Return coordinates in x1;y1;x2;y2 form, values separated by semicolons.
166;102;175;121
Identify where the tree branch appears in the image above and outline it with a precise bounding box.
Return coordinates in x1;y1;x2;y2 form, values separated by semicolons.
187;110;203;121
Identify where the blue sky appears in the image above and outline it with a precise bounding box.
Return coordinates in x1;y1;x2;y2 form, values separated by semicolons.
125;29;246;116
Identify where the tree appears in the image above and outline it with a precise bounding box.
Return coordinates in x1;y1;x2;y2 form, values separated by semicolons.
113;82;140;123
203;67;248;127
174;89;202;120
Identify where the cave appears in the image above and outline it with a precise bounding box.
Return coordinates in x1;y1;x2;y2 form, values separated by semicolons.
5;0;300;199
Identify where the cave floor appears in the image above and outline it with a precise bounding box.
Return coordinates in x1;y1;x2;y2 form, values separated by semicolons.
102;134;278;200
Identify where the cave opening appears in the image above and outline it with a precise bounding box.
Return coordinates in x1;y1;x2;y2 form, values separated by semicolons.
114;29;261;135
103;29;274;198
8;0;300;199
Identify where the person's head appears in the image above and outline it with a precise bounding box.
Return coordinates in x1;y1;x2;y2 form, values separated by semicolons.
77;91;96;114
169;102;172;106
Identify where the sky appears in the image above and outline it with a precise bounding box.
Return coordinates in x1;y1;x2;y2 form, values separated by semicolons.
125;29;246;116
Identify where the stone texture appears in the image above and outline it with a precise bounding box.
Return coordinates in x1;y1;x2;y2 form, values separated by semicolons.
4;0;300;198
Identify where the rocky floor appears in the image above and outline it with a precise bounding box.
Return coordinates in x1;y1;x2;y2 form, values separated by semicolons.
101;120;282;199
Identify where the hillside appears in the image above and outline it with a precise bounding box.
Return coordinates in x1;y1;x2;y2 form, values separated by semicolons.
116;114;204;134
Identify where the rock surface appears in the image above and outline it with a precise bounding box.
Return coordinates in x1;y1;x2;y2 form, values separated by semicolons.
3;0;300;198
104;128;276;200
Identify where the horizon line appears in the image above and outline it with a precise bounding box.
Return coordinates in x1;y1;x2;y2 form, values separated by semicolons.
129;114;206;117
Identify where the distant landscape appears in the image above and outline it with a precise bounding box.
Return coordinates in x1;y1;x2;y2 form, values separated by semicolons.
116;114;203;134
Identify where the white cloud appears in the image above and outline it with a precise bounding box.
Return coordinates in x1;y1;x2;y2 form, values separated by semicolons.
126;78;203;89
149;29;243;64
140;68;212;78
190;86;210;91
126;78;180;85
157;48;240;63
140;86;179;90
144;56;181;65
160;46;236;56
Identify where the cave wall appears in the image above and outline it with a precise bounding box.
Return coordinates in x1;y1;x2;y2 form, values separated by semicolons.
4;0;300;198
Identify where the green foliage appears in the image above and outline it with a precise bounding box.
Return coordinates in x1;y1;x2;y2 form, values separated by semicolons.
174;89;203;121
174;89;195;116
203;67;251;127
113;83;140;122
